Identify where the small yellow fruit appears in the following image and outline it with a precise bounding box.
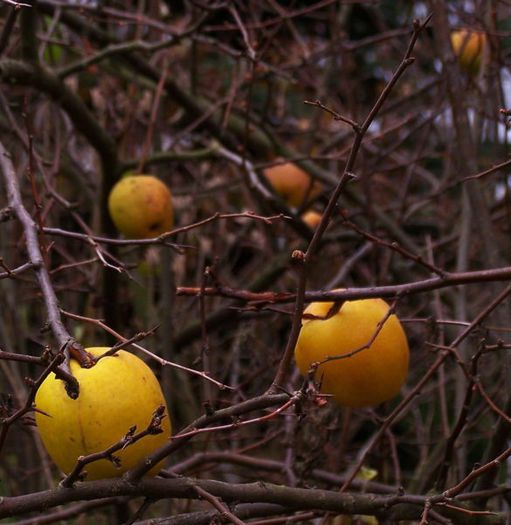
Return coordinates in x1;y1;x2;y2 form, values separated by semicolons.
35;347;171;479
301;210;323;229
108;175;174;239
263;162;321;208
294;299;409;407
450;29;486;75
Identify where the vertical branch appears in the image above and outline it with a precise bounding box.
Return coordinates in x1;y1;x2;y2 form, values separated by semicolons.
454;187;471;477
271;16;430;390
0;141;82;395
0;142;68;347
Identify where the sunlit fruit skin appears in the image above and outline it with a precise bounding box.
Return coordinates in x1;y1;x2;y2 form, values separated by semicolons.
295;299;409;407
35;347;171;480
263;162;321;208
450;29;486;75
108;175;174;239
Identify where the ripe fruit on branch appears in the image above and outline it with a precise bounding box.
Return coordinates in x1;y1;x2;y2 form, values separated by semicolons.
263;162;322;208
301;210;323;229
294;298;409;407
35;347;171;480
450;29;486;75
108;175;174;239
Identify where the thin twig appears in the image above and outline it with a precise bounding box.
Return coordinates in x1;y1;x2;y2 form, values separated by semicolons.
60;309;232;390
0;349;65;453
